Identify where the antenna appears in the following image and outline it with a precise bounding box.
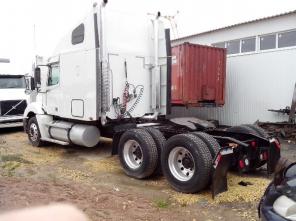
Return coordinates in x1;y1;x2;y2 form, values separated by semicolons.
164;11;179;38
33;24;37;67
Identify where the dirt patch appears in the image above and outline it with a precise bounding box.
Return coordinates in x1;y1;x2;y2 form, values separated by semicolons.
1;129;292;220
84;156;122;173
0;177;257;221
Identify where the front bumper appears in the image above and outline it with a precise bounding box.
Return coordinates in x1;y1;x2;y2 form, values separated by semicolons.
0;115;24;128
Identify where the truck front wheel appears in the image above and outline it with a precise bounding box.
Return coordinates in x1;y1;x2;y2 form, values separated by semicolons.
27;116;44;147
118;129;158;179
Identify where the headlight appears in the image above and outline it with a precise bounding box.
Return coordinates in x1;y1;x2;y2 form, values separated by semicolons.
273;195;296;220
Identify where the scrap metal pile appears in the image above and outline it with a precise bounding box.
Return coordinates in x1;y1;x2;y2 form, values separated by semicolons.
259;122;296;142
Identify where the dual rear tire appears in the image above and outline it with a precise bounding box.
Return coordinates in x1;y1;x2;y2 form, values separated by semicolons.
161;133;215;193
118;128;221;193
118;129;159;179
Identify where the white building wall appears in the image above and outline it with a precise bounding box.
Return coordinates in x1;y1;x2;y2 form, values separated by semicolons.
171;13;296;126
172;14;296;46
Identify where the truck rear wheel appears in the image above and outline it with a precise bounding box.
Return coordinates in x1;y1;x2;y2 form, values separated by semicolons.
145;127;166;175
161;133;212;193
192;132;220;158
118;129;158;179
27;116;44;147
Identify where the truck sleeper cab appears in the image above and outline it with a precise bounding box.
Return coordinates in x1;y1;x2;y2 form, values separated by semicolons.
24;1;280;197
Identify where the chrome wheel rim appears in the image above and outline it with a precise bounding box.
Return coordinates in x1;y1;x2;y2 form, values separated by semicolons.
123;139;143;169
29;123;39;142
168;146;195;181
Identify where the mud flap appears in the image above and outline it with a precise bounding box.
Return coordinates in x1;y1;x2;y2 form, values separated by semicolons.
211;147;233;199
267;138;281;175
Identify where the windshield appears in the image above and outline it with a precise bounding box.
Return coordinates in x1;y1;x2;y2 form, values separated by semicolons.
0;76;25;89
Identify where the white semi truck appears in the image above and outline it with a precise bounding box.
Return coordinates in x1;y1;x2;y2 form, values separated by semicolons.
0;58;28;128
23;1;281;197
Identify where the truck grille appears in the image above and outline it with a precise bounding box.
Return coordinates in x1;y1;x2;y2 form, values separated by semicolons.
0;100;27;116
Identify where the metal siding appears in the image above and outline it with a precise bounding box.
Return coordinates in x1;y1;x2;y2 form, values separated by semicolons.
172;14;296;48
171;43;226;106
171;48;296;125
173;11;296;43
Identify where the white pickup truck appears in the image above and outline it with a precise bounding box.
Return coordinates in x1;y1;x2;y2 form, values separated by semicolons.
0;74;28;128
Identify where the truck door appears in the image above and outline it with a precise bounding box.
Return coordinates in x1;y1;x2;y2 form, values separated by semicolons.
45;62;61;115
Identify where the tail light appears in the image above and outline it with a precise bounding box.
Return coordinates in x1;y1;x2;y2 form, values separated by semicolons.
213;153;222;169
264;152;268;160
239;160;245;169
250;141;257;148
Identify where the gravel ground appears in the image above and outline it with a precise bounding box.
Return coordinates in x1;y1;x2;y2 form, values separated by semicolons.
0;127;295;221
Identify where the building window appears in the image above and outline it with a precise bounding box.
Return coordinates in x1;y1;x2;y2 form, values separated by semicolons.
72;24;85;45
212;42;225;48
260;34;276;50
278;30;296;48
226;40;240;54
48;63;60;86
241;37;256;53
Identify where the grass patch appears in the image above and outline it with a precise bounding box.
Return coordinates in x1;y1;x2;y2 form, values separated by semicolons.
1;161;21;176
154;198;170;209
0;154;32;164
0;154;32;177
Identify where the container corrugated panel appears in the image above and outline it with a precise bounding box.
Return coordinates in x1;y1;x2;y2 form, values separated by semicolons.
171;42;226;107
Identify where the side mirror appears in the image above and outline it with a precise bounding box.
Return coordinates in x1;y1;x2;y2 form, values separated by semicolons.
24;76;35;94
34;67;41;88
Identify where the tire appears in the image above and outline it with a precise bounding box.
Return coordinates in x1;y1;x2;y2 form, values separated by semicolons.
27;116;44;147
244;124;269;138
161;133;212;193
118;129;158;179
145;127;166;175
192;132;220;158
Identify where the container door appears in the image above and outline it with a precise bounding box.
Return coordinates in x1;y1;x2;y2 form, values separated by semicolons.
171;46;183;104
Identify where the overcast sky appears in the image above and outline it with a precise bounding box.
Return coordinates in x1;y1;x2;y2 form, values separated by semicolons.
0;0;295;74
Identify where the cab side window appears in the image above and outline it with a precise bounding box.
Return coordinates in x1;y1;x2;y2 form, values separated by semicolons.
72;24;85;45
48;63;60;86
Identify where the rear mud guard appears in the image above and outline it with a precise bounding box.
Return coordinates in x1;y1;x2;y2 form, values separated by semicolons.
267;138;281;174
211;147;233;199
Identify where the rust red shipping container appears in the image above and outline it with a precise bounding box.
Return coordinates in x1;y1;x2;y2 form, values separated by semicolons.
171;42;226;107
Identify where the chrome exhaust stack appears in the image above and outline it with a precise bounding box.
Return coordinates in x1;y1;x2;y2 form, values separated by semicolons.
150;12;162;119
